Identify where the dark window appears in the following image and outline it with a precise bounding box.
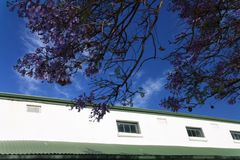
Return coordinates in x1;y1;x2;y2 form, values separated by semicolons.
230;131;240;140
186;127;204;137
117;121;140;134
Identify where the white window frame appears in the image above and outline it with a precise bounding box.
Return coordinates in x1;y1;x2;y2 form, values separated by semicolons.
186;126;207;142
116;120;142;137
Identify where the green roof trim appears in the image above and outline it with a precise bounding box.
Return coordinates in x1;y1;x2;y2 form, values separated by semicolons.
111;106;240;124
0;140;240;157
0;92;74;106
0;92;239;124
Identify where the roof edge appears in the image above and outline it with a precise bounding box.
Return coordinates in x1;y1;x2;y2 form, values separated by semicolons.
0;92;74;105
0;92;239;124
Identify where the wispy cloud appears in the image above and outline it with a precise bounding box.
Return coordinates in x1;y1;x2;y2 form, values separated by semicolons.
135;70;144;79
53;84;71;99
133;77;165;107
52;76;84;99
21;28;44;52
71;77;83;91
17;28;86;99
17;74;43;95
14;28;45;95
17;74;85;98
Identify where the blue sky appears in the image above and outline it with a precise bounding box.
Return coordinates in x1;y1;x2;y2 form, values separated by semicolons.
0;1;239;120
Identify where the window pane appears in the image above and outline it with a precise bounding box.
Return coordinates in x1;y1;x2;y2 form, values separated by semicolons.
231;131;240;140
196;130;201;137
236;134;239;140
118;124;124;132
187;130;192;136
125;125;130;133
130;125;137;133
192;130;196;137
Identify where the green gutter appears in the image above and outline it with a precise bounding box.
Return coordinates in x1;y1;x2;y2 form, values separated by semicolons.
0;92;239;124
111;105;240;124
0;92;74;106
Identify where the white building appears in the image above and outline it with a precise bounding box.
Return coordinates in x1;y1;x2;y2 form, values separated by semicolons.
0;92;240;160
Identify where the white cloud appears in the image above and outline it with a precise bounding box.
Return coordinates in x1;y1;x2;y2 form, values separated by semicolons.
133;77;165;107
53;84;71;99
17;75;43;95
21;28;44;52
71;77;83;91
17;28;85;98
52;76;84;99
135;70;144;79
16;73;84;98
15;28;45;95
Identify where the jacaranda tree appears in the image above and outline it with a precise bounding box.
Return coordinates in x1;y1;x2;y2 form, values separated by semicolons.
162;0;240;112
7;0;240;120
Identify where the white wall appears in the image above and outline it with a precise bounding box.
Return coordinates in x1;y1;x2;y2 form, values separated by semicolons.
0;99;240;149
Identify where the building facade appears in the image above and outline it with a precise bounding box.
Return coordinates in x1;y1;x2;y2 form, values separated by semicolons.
0;92;239;159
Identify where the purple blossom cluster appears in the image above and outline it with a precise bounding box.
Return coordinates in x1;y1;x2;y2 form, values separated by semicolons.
8;0;162;119
9;0;109;85
162;0;240;111
73;93;109;122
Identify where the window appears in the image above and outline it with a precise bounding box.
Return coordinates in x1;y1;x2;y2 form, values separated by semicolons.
186;127;204;138
117;121;140;134
230;131;240;140
27;105;41;113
